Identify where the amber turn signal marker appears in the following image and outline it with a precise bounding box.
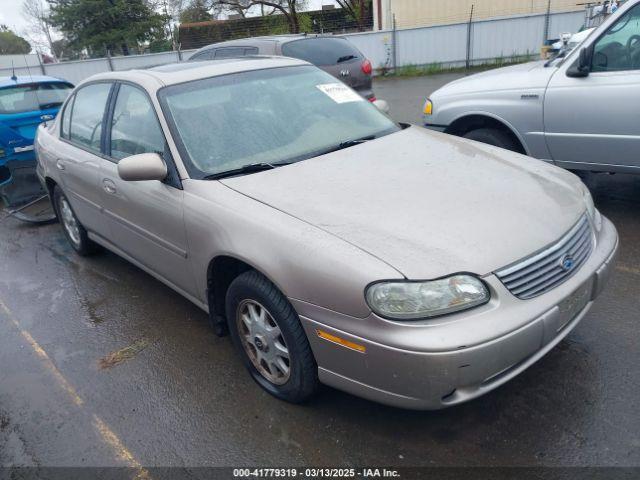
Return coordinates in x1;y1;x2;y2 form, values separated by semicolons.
423;99;433;115
316;329;366;353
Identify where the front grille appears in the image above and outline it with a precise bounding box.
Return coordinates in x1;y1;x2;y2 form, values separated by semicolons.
496;214;594;299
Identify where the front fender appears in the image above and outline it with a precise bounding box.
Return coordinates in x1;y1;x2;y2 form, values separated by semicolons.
429;90;550;159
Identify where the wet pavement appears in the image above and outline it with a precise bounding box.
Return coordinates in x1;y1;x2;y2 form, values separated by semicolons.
1;74;640;470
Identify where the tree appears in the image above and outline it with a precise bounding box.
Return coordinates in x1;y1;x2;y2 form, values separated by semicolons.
0;26;31;54
336;0;371;31
180;0;212;23
210;0;307;33
51;37;83;60
48;0;168;56
22;0;57;60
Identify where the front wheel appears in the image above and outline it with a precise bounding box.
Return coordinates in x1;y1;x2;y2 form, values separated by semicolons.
463;127;521;153
226;270;319;403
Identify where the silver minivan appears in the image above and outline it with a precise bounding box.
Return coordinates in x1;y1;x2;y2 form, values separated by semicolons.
424;0;640;173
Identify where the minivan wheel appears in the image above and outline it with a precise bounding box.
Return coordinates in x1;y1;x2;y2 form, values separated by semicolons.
463;127;521;153
226;270;319;403
53;186;99;256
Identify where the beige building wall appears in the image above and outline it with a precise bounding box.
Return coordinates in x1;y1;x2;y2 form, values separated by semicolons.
374;0;584;30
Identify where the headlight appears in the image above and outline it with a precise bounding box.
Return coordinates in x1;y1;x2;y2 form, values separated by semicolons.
423;98;433;115
366;275;490;320
581;183;601;231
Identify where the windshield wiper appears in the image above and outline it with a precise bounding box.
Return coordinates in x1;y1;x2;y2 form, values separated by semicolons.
337;54;357;63
312;135;377;158
338;135;376;149
204;162;289;180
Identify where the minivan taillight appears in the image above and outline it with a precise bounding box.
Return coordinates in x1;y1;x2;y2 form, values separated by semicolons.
361;59;372;75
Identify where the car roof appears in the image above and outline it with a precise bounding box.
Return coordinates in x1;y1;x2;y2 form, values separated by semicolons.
192;34;345;53
80;56;310;90
0;75;71;89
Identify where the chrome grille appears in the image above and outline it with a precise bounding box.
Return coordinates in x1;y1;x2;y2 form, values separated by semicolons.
496;215;594;299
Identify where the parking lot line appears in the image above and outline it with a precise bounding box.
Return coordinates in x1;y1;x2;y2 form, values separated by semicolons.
0;298;150;479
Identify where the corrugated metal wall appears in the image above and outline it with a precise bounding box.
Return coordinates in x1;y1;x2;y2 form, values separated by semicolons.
0;10;585;84
348;10;584;70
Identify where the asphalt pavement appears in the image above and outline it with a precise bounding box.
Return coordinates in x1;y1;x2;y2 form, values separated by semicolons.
1;74;639;472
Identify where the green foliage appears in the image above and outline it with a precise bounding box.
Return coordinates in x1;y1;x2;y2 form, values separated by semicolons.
298;13;313;33
180;0;212;23
0;26;31;54
336;0;372;30
149;38;173;52
48;0;168;56
51;38;82;60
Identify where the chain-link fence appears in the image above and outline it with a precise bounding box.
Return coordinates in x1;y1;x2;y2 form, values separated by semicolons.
177;7;373;50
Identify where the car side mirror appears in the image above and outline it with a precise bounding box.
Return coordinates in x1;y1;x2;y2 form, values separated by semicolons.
567;46;592;77
373;99;390;114
117;152;167;182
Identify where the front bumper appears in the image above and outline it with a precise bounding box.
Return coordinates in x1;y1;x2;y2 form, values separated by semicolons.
294;215;619;409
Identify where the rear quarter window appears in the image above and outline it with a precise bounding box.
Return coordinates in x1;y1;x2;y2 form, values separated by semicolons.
61;94;75;139
281;38;362;66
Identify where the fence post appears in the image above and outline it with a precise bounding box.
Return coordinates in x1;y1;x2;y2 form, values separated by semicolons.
466;4;474;71
37;52;46;75
543;0;552;44
391;13;397;73
105;46;114;71
177;43;183;62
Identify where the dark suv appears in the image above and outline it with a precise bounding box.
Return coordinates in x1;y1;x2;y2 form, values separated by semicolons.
189;35;375;100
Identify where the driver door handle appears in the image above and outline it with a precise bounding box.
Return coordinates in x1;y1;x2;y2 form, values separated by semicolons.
102;179;117;195
56;159;66;171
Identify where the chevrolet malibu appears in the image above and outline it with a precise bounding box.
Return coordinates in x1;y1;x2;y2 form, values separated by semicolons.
35;58;618;409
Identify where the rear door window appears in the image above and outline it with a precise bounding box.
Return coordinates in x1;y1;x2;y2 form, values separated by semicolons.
68;83;112;153
190;50;214;61
214;46;259;58
0;82;73;114
281;38;361;66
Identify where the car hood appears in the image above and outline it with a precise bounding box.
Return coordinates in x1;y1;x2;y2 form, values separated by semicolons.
220;127;586;279
434;61;555;97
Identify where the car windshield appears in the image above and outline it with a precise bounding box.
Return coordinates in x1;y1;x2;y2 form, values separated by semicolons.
159;65;399;178
0;82;73;114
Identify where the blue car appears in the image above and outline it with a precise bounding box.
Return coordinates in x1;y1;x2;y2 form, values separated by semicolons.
0;75;73;206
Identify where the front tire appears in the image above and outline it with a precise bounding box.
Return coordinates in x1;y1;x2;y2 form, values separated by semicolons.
53;186;100;256
463;127;521;153
226;270;319;403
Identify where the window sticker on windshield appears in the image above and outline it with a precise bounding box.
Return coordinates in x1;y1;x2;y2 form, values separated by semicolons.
316;83;364;104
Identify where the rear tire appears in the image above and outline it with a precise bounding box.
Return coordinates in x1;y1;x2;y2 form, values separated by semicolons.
226;270;319;403
53;186;100;256
463;127;521;153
